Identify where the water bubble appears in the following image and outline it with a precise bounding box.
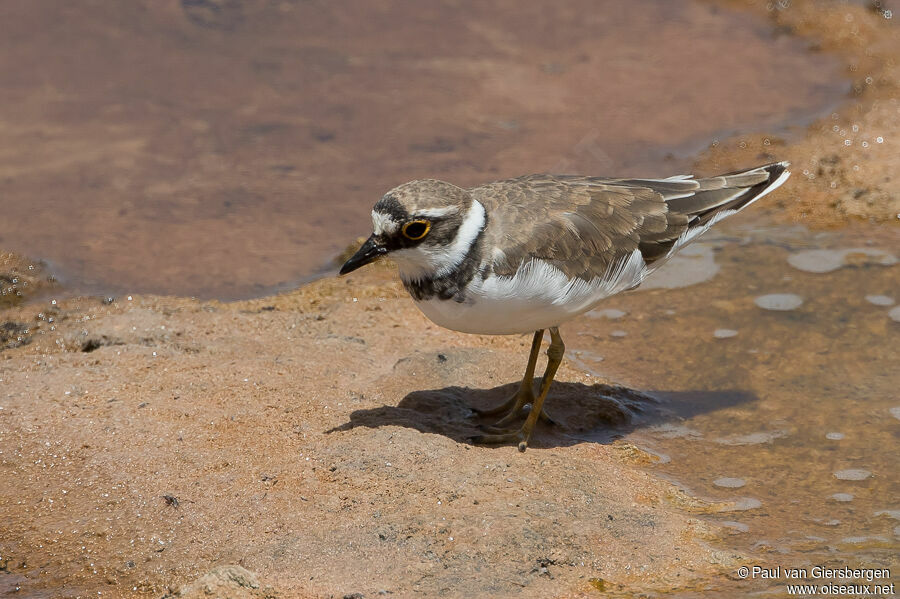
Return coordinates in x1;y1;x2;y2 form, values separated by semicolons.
713;329;738;338
861;141;869;148
724;497;762;511
865;76;873;85
830;493;854;502
865;295;894;306
843;139;851;146
852;124;859;132
714;477;746;488
587;308;627;320
876;136;884;143
788;248;897;273
720;521;749;533
832;125;840;132
755;294;803;311
825;432;845;440
833;469;871;481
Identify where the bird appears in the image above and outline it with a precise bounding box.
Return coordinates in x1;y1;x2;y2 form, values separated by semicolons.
340;162;790;451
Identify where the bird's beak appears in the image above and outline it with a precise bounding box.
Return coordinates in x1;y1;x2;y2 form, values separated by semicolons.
339;235;388;275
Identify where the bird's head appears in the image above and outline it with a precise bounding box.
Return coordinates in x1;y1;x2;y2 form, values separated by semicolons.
339;179;485;281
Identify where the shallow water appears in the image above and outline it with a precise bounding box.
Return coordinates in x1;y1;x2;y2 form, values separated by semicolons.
0;0;846;299
564;217;899;594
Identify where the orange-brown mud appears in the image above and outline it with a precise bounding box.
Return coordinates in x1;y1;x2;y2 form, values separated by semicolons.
1;1;899;598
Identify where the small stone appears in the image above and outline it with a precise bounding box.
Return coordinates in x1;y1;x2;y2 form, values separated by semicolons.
713;329;738;338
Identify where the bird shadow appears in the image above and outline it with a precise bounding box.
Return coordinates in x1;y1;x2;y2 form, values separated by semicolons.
326;380;757;449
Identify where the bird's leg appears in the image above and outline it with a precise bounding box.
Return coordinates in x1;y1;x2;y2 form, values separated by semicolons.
471;330;542;419
472;327;564;451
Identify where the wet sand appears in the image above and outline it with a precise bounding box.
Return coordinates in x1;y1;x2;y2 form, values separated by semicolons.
2;0;899;597
0;0;846;299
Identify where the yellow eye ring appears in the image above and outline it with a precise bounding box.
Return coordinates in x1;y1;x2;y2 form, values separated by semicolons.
401;220;431;240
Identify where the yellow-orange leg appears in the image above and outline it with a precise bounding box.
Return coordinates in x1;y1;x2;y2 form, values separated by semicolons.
472;327;564;451
471;329;543;418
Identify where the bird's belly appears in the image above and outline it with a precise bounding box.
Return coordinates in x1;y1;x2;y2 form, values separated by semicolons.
413;295;595;335
412;272;614;335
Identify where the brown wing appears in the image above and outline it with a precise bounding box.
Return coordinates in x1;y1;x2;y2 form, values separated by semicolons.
473;163;788;282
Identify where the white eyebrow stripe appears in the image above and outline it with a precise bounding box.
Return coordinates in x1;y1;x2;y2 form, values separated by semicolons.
416;206;460;218
372;210;399;235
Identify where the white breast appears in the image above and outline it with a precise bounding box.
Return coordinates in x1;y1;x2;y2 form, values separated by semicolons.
413;250;648;335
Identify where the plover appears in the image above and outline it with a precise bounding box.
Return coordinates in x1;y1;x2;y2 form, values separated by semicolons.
340;162;790;450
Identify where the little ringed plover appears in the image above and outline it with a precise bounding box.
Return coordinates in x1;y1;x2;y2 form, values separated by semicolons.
340;162;790;450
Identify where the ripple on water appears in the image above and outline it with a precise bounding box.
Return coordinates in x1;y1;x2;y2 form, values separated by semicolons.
755;293;803;311
833;469;872;481
865;294;894;306
787;247;898;273
715;430;788;445
713;328;738;338
830;493;854;502
714;477;746;488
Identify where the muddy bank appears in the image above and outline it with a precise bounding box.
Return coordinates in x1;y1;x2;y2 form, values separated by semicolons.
1;265;744;597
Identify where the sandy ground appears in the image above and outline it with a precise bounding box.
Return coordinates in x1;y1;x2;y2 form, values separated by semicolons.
1;0;899;597
2;264;745;598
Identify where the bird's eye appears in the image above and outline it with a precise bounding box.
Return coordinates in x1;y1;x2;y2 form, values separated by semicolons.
402;220;431;240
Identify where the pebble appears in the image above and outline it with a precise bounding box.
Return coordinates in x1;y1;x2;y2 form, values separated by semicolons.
830;493;854;502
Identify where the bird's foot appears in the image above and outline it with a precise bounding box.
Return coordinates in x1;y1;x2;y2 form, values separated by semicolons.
470;427;532;452
479;404;556;431
470;394;519;417
472;406;555;451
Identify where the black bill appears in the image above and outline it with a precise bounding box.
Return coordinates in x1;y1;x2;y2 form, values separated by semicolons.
339;235;388;275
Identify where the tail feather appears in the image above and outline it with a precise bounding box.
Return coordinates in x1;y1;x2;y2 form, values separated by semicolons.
636;161;790;269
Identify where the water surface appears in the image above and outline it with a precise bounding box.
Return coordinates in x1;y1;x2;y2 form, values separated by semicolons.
565;218;899;594
0;0;846;298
